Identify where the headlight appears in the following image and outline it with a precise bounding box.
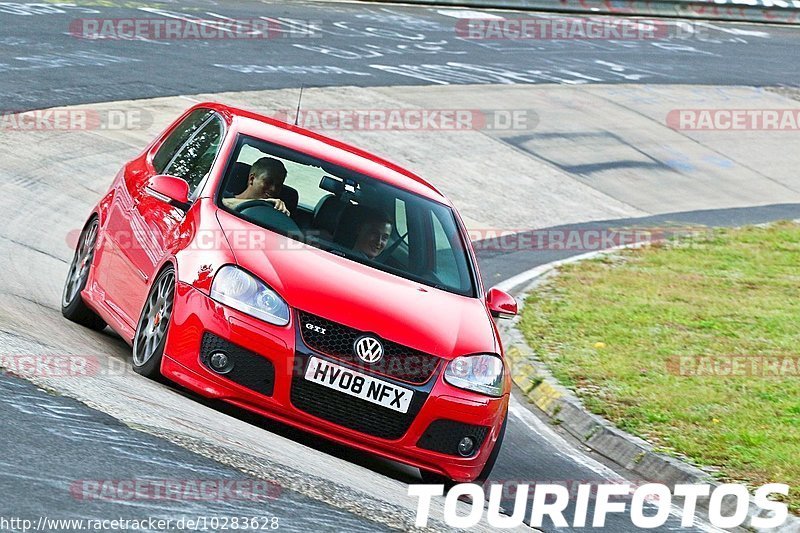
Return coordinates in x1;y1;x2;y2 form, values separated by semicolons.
210;265;290;326
444;354;505;397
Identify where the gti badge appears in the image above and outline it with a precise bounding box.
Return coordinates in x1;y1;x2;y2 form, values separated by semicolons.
354;335;384;364
305;323;326;335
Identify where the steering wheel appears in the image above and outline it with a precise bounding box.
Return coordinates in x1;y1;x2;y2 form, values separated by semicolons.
233;199;289;216
232;199;302;238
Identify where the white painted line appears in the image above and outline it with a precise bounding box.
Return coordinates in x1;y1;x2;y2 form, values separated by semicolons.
695;21;771;38
509;395;623;480
509;396;727;532
494;250;600;293
436;9;505;20
493;238;657;294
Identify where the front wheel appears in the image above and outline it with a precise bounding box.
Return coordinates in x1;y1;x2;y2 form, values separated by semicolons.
61;217;106;330
132;266;175;379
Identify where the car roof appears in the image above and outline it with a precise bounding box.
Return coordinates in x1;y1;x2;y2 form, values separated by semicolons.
201;102;451;205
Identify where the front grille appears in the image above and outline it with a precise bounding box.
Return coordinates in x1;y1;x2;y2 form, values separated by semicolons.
297;311;440;384
290;369;427;440
200;332;275;397
417;419;490;457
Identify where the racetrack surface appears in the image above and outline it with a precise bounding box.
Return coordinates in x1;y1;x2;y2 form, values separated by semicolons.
2;0;800;111
2;1;799;531
0;374;391;532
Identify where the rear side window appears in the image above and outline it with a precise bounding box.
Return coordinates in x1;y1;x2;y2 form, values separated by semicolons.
153;108;213;173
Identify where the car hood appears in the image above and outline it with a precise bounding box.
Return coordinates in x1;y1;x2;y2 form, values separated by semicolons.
215;209;495;360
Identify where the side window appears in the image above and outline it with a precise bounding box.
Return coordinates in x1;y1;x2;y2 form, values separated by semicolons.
430;210;468;291
382;198;411;269
153;109;212;173
164;116;224;195
394;199;408;236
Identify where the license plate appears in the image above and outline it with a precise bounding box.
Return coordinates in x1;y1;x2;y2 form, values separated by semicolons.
304;357;413;414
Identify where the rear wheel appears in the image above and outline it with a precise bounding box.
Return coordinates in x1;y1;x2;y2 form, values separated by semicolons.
420;412;508;486
132;267;175;379
61;217;106;330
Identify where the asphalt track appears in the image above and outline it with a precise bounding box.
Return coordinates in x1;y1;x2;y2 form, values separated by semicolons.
1;0;800;111
1;1;799;531
0;374;390;533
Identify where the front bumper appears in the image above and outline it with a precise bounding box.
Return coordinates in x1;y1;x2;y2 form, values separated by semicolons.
161;282;509;482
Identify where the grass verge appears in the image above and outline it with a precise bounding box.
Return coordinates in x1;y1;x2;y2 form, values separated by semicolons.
519;222;800;512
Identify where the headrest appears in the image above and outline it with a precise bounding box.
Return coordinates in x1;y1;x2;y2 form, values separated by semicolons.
312;195;345;235
227;162;252;196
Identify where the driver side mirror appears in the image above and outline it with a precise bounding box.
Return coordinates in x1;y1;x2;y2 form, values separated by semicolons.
145;174;191;211
486;288;518;319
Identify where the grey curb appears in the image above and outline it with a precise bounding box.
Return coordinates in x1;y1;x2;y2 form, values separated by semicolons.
364;0;800;25
494;245;800;532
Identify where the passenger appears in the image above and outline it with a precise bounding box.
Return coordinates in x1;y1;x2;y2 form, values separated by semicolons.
352;208;393;260
223;157;290;215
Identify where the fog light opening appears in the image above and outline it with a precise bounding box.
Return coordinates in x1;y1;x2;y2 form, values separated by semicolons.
457;436;476;457
209;351;233;374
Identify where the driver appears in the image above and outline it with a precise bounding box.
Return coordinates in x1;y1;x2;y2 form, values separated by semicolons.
222;157;290;215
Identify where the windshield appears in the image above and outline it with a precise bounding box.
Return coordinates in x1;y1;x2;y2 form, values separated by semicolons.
216;134;478;297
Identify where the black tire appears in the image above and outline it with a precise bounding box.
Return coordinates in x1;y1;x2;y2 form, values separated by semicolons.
132;266;175;379
61;217;106;330
419;412;508;487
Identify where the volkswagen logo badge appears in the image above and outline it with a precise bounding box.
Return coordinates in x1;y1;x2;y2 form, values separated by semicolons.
354;335;384;364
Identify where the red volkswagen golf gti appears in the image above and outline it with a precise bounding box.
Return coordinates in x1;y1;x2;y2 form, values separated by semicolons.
62;103;519;483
